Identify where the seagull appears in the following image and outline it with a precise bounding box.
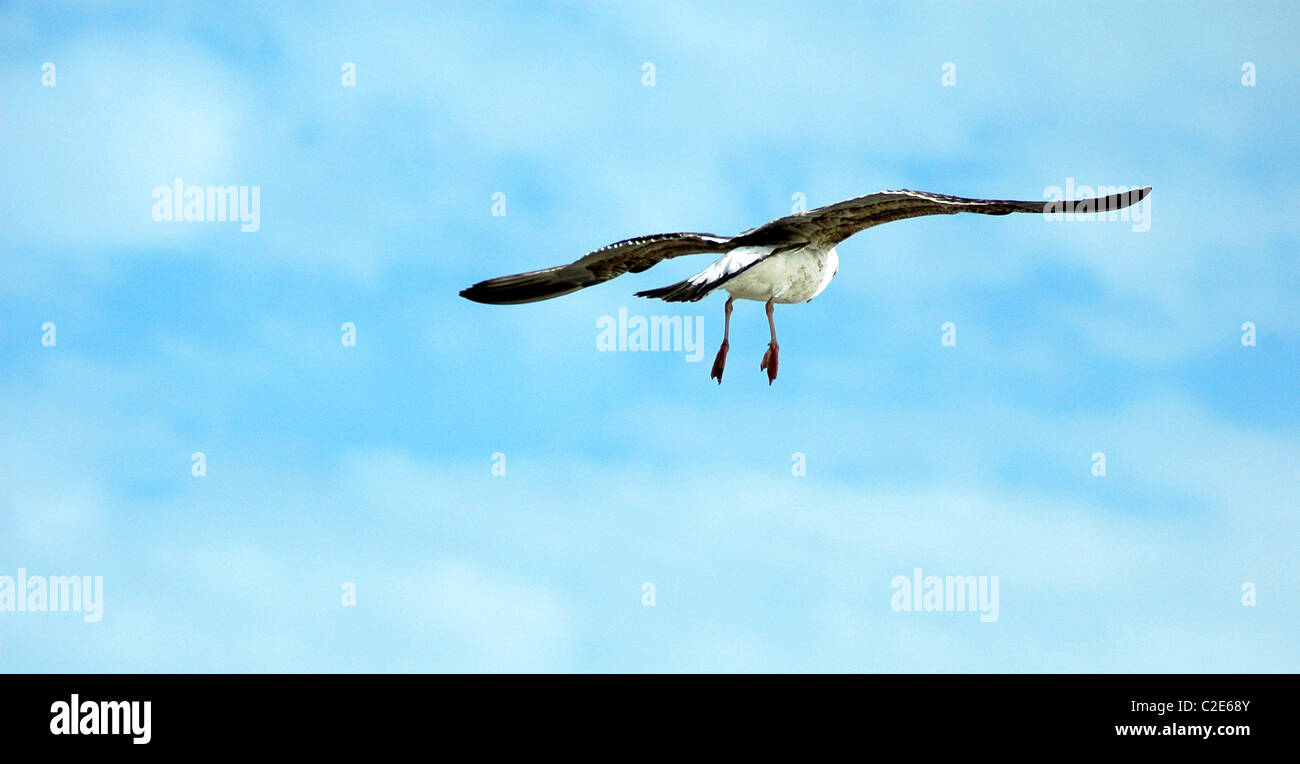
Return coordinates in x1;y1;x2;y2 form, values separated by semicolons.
461;187;1151;384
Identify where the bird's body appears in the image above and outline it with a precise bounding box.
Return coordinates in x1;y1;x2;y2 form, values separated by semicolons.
713;245;840;304
461;186;1151;384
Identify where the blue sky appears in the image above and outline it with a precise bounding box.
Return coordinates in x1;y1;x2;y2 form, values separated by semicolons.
1;1;1296;671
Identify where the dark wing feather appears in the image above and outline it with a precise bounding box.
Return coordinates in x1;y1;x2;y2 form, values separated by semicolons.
460;232;731;305
735;187;1152;248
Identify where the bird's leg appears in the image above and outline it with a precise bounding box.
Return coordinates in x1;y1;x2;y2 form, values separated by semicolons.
760;298;779;385
710;296;734;384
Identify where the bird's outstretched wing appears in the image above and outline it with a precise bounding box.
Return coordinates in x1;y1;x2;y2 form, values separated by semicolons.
460;232;731;305
734;187;1152;247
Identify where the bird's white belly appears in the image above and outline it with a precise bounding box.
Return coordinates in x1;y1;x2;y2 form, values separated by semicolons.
724;246;839;303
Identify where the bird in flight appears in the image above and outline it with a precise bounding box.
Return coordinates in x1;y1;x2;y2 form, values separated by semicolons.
461;187;1151;384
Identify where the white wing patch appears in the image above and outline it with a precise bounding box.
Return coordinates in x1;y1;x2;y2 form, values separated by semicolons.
683;245;774;289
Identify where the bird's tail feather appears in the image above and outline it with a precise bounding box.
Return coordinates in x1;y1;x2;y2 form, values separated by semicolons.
635;278;712;303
